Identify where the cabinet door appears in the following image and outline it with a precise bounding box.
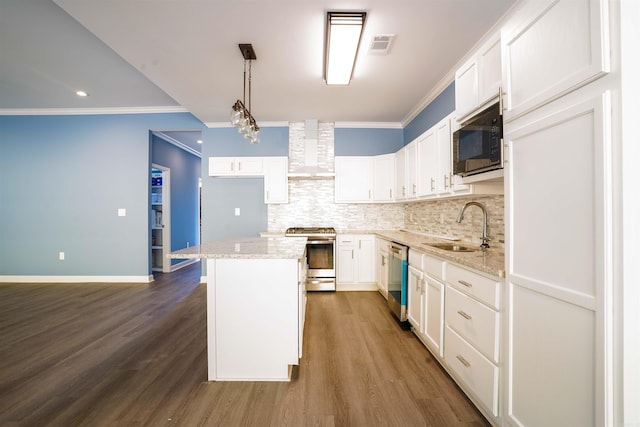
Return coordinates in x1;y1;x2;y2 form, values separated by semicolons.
435;117;452;194
477;33;502;108
356;236;375;283
372;154;395;201
378;249;389;297
209;157;236;175
505;94;611;427
337;242;356;283
416;129;437;197
405;142;418;199
407;265;424;331
501;0;610;121
395;149;407;200
335;157;372;203
424;277;444;358
263;157;288;204
455;57;479;120
236;157;263;175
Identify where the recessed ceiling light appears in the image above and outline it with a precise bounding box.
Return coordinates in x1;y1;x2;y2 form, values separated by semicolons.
196;139;203;144
76;90;89;97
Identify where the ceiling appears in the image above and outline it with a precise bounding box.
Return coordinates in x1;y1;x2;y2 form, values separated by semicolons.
0;0;517;128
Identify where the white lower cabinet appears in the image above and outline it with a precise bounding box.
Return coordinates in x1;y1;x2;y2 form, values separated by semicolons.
406;250;503;423
336;234;375;289
375;238;390;298
444;264;502;420
408;251;446;359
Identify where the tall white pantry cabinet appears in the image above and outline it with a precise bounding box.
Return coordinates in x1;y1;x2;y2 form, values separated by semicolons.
500;0;635;425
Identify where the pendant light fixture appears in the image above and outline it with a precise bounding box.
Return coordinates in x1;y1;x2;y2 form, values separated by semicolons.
230;44;260;144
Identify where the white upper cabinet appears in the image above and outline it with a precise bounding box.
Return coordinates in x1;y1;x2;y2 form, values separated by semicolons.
455;57;479;121
404;142;418;200
335;155;396;203
395;148;407;201
335;156;372;203
209;157;263;176
263;157;288;204
372;154;395;202
416;128;438;198
456;32;502;122
501;0;610;121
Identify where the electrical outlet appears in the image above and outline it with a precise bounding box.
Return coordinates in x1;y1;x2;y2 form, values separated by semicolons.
59;251;65;261
234;208;240;216
118;208;126;217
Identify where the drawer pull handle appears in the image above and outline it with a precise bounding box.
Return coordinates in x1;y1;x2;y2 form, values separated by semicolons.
456;355;471;368
458;280;473;288
457;310;472;320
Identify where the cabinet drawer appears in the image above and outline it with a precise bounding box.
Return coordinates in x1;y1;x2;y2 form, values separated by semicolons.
445;285;499;363
444;326;499;416
446;263;500;309
423;254;444;281
408;250;423;269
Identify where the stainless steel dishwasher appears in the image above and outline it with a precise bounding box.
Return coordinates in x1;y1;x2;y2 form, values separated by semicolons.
387;242;408;322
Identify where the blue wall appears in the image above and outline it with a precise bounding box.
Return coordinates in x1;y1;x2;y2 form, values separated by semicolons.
151;134;201;266
403;82;456;144
0;113;204;277
334;128;404;155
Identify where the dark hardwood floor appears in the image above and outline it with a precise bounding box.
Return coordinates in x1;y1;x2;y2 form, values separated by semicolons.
0;263;489;426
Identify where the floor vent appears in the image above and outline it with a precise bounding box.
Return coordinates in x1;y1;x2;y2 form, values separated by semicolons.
369;35;395;54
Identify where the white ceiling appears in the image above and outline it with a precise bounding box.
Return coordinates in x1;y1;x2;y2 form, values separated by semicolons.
1;0;517;127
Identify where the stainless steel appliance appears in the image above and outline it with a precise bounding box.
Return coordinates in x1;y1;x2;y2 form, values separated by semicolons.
453;101;503;177
285;227;336;291
387;242;408;322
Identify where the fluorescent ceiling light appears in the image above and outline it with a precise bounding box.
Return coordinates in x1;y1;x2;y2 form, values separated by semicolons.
324;12;367;85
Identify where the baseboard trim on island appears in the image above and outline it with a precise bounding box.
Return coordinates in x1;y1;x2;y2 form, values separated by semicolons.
0;275;155;283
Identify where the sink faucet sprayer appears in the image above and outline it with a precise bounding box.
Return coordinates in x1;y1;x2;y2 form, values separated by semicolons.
456;201;490;248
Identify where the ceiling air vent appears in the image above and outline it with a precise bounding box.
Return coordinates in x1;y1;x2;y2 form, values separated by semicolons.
369;34;395;55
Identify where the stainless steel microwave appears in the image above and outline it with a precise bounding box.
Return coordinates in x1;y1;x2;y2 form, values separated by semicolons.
452;102;503;177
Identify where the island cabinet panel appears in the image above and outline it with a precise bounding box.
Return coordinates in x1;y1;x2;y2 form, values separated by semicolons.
208;258;300;381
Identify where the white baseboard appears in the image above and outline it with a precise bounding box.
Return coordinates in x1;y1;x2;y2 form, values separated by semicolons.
170;258;199;272
0;275;154;283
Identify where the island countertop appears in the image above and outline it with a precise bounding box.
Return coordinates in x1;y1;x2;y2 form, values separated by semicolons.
168;236;307;260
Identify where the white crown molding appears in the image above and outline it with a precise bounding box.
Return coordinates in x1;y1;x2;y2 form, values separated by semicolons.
0;275;154;283
0;106;188;116
205;121;289;128
334;121;403;129
152;131;202;158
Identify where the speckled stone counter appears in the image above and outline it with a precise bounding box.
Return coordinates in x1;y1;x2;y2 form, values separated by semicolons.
168;236;307;260
359;230;505;278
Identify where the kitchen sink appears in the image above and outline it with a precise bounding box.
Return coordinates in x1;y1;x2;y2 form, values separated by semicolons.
423;242;478;252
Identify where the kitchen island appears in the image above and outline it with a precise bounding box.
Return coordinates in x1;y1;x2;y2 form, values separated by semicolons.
169;236;308;381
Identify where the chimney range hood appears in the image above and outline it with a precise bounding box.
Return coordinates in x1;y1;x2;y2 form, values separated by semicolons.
288;120;335;178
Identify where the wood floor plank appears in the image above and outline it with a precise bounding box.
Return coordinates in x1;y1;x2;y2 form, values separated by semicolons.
0;263;489;426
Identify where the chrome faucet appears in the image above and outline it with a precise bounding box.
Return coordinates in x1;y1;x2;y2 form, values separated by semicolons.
456;201;490;248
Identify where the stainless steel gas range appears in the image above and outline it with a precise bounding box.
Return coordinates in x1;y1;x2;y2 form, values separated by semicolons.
285;227;336;291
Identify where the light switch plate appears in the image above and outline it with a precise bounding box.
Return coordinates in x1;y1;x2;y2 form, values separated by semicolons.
234;208;240;216
118;208;126;217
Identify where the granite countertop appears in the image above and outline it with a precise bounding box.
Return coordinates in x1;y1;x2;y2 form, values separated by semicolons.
168;236;307;260
373;230;505;278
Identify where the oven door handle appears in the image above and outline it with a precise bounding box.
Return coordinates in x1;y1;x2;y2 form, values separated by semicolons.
307;239;335;244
